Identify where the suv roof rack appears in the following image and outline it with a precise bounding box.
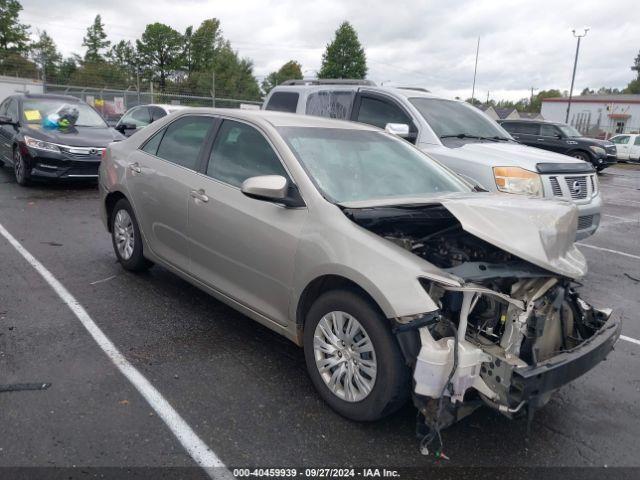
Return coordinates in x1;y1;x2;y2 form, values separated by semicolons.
280;79;377;86
396;87;430;92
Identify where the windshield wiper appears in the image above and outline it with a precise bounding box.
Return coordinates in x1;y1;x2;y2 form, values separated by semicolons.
440;133;511;142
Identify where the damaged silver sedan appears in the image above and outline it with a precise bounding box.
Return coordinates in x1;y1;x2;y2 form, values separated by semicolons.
99;109;620;444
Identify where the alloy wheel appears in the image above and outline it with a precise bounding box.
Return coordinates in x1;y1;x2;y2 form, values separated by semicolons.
313;311;377;402
113;209;135;260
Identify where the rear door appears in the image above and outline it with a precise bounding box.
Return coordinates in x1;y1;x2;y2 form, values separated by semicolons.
187;118;307;325
126;114;216;272
350;92;418;143
537;124;566;154
631;135;640;161
510;122;540;147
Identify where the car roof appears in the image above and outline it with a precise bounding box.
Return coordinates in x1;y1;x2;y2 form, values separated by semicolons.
177;107;380;131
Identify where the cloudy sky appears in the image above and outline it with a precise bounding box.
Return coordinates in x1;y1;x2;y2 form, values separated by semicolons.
19;0;640;101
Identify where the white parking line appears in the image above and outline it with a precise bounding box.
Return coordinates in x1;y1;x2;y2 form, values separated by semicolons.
0;222;231;480
621;335;640;346
576;243;640;261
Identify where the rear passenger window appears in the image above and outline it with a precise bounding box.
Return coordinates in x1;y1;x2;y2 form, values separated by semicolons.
306;91;355;119
265;92;299;113
516;122;540;135
141;129;164;155
356;96;411;129
540;124;558;137
635;137;640;146
207;120;288;188
155;116;214;170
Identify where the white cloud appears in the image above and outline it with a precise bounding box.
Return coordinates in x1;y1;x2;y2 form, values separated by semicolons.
20;0;640;100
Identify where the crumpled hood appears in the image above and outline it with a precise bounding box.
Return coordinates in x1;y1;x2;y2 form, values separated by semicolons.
440;194;586;279
340;192;587;279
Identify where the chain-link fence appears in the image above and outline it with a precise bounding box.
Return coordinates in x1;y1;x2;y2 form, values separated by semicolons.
42;83;262;124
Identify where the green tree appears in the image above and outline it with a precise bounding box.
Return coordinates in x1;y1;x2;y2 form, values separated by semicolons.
70;60;127;88
0;0;29;58
182;25;194;76
631;51;640;80
108;40;138;84
530;89;562;112
191;18;224;72
82;14;110;62
261;60;302;94
57;55;79;84
136;22;183;91
31;30;62;81
318;21;367;79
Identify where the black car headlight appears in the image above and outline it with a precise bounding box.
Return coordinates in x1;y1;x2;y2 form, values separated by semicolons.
24;136;61;153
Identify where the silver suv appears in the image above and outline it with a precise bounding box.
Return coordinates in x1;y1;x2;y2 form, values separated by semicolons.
263;81;602;239
100;109;618;437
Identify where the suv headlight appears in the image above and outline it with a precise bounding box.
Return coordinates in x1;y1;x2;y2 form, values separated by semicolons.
24;136;61;153
589;145;605;156
493;166;542;196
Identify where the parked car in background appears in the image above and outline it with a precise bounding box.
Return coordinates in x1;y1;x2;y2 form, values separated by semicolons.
263;81;602;239
609;133;640;162
99;108;619;434
498;119;617;171
114;104;188;137
0;93;125;186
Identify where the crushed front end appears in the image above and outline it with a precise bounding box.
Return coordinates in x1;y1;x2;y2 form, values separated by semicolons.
342;198;621;447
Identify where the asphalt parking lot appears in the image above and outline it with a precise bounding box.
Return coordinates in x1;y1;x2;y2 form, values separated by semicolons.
1;164;639;476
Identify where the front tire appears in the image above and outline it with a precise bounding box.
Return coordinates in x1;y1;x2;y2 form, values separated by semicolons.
110;198;152;272
303;290;409;421
13;148;31;186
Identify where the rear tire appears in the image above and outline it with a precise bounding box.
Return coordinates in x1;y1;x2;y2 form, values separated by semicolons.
110;198;153;272
303;290;409;421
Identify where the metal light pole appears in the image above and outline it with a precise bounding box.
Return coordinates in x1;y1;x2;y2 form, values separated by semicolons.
565;28;589;123
471;37;480;104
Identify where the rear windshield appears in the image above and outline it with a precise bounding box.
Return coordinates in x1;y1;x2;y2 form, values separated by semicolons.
265;92;299;113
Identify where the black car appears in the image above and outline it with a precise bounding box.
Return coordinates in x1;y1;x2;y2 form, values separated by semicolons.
0;94;125;186
499;119;617;171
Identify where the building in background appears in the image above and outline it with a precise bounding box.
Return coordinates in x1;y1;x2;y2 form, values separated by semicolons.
0;76;43;102
542;94;640;138
480;105;543;121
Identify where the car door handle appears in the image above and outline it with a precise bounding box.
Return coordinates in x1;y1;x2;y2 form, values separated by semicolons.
190;189;209;203
537;138;545;141
128;162;141;174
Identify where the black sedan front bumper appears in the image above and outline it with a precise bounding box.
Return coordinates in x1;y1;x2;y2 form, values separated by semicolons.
25;147;102;180
507;310;621;405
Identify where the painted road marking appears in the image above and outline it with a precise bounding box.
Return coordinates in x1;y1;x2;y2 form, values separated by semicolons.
576;243;640;261
0;222;232;480
621;335;640;346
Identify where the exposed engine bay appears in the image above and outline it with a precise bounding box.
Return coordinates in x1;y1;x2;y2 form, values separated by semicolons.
343;203;620;451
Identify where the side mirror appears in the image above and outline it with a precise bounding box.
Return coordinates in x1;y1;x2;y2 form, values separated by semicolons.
555;133;563;139
0;115;15;125
116;123;136;133
241;175;305;207
385;123;410;138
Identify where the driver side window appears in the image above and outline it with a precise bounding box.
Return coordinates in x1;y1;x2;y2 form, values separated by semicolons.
356;96;411;130
206;120;288;188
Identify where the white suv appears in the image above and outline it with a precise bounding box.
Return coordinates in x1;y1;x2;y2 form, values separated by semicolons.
263;81;602;239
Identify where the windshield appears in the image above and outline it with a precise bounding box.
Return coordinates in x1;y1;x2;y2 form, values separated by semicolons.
279;127;470;203
409;97;511;140
22;98;107;127
558;124;583;138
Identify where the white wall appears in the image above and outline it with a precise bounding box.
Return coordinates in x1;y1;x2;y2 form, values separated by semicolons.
542;99;640;136
0;76;44;103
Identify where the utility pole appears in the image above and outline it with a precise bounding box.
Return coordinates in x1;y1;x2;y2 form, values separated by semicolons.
566;28;589;123
486;91;490;104
471;37;480;104
530;87;536;112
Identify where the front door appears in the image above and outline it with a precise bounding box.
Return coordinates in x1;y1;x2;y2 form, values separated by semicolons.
612;135;631;160
537;124;566;154
0;98;17;163
187;118;307;325
126;115;216;272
